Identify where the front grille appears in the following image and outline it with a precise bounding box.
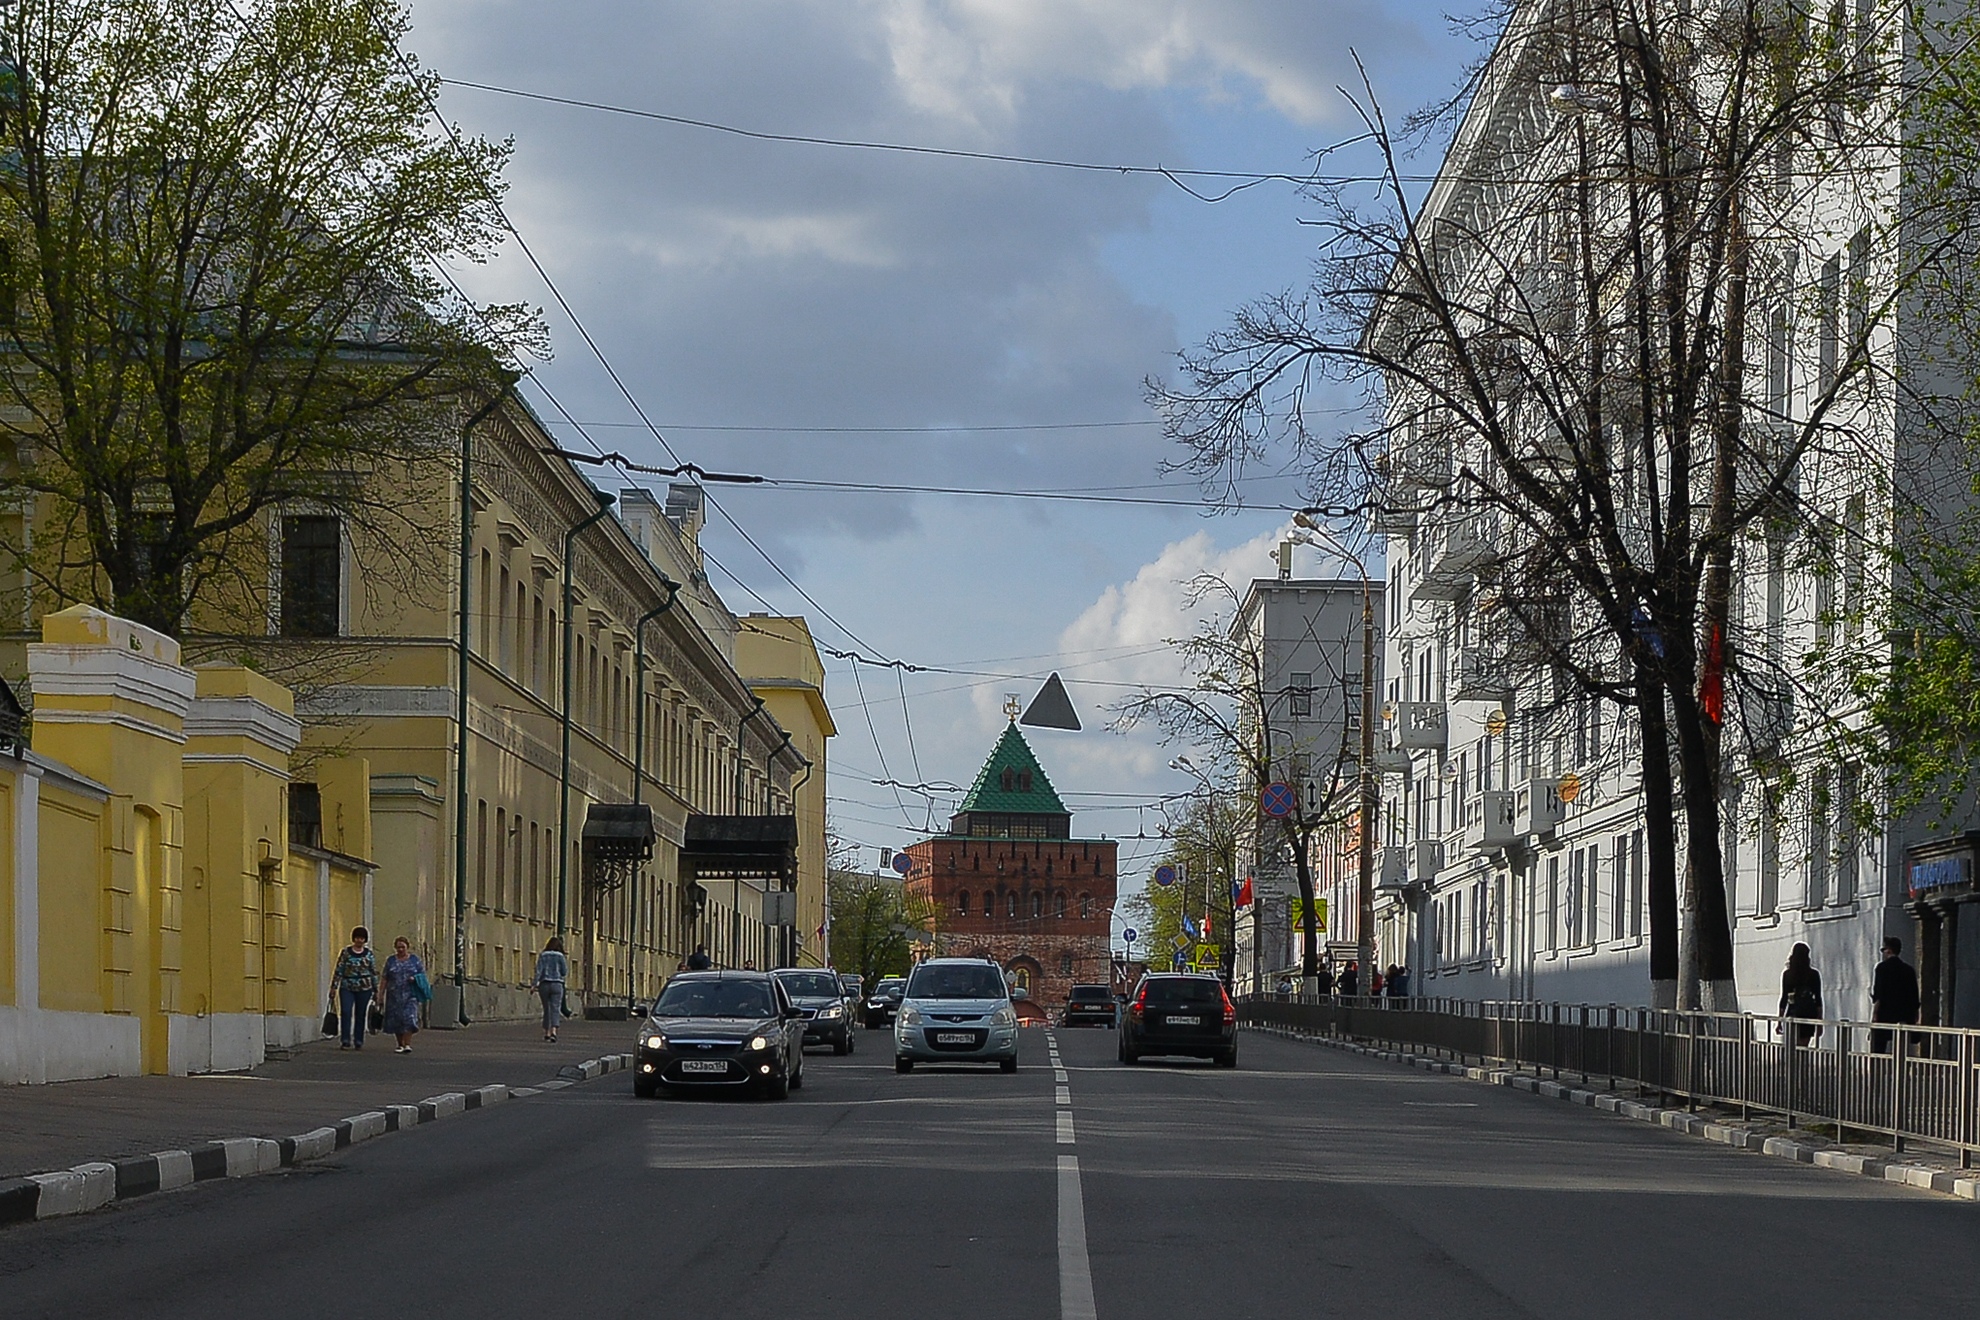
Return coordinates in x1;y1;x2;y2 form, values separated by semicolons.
923;1028;988;1051
934;1013;980;1023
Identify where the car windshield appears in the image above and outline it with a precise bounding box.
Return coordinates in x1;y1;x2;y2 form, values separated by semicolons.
1068;987;1111;1003
1141;978;1221;1006
777;972;842;998
906;964;1008;1000
874;980;904;997
652;979;776;1018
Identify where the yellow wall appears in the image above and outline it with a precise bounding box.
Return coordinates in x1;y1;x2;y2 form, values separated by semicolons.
0;775;13;1006
735;616;835;967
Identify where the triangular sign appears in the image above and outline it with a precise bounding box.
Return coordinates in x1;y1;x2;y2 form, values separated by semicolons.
1019;672;1081;731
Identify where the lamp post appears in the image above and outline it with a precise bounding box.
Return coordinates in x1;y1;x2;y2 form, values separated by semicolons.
556;489;618;977
626;579;682;1011
451;383;513;1026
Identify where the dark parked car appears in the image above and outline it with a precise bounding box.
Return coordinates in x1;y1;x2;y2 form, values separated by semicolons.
634;971;805;1099
863;977;906;1029
1061;984;1116;1028
775;968;857;1054
840;974;864;1003
1119;973;1237;1067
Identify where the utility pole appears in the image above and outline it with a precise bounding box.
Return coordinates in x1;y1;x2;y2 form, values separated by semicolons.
1357;575;1377;997
557;489;617;975
627;581;681;1010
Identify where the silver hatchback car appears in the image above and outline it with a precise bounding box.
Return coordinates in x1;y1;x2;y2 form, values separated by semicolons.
893;958;1020;1073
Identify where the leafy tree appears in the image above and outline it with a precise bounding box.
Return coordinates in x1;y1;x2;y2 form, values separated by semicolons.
0;0;533;636
827;870;939;991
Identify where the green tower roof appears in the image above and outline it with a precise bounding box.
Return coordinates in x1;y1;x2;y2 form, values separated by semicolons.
955;722;1069;817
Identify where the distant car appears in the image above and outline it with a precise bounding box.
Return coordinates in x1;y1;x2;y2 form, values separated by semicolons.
775;968;857;1055
1061;984;1116;1028
863;977;906;1029
839;974;864;1003
1119;972;1237;1067
634;971;806;1099
894;958;1019;1073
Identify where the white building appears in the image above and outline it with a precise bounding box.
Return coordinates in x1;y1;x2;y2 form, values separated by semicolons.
1360;0;1975;1020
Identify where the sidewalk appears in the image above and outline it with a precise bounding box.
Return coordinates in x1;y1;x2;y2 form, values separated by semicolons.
0;1019;638;1179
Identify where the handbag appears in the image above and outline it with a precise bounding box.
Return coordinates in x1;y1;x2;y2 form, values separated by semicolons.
368;1000;384;1032
413;971;433;1003
321;1002;338;1036
560;988;574;1019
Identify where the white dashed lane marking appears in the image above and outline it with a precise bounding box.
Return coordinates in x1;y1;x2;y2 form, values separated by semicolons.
1057;1111;1076;1143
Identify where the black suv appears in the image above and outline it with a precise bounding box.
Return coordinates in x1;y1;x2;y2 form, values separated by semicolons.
1119;973;1237;1067
1061;984;1116;1028
862;977;906;1029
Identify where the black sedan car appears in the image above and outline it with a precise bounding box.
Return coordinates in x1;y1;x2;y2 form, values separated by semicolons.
1060;984;1117;1028
774;968;857;1055
862;977;906;1029
1119;973;1237;1067
634;971;806;1099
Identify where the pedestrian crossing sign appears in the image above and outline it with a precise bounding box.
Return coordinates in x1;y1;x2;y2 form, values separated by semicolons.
1290;897;1327;927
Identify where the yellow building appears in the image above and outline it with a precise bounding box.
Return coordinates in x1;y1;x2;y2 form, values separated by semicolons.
735;616;836;966
3;393;830;1027
2;606;371;1081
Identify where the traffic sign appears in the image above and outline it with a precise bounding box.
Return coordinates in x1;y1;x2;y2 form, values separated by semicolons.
1171;933;1191;951
1121;927;1138;944
1153;864;1177;887
1260;782;1297;818
1290;897;1328;927
1191;944;1221;969
891;852;913;875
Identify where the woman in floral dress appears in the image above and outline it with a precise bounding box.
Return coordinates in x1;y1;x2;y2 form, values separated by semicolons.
382;937;427;1054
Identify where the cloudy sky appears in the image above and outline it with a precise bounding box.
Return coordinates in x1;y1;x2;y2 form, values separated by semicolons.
406;0;1474;890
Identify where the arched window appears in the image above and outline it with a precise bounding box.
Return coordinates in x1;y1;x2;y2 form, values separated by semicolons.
1055;892;1068;919
957;890;971;917
1007;892;1018;919
1079;893;1092;919
983;892;994;918
1030;891;1043;919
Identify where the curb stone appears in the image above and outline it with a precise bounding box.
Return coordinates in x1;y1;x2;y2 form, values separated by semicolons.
2;1050;638;1227
1242;1023;1978;1204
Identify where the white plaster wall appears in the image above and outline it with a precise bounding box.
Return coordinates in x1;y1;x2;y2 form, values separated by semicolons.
0;1007;142;1085
167;1013;273;1074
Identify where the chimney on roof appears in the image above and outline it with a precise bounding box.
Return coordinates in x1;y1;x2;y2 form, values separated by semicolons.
665;482;705;568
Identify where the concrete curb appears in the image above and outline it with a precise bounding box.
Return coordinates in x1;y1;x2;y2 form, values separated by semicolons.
0;1050;635;1227
1244;1025;1977;1204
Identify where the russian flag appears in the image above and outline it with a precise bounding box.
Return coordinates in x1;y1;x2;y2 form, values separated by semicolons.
1233;877;1254;909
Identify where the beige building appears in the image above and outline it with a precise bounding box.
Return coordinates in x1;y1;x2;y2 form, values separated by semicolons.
5;395;829;1024
734;616;836;967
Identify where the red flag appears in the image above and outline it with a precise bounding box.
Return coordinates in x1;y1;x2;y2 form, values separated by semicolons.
1237;877;1254;908
1699;624;1725;725
1203;912;1213;939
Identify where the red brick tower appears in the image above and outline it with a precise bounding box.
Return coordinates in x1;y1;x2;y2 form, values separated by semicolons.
903;721;1118;1009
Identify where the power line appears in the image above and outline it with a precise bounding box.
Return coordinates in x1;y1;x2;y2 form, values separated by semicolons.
550;419;1164;435
439;76;1367;202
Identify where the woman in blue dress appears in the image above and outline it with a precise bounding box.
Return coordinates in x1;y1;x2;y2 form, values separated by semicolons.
382;937;427;1053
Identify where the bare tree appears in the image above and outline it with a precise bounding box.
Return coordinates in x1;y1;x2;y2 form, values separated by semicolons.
1153;0;1938;1008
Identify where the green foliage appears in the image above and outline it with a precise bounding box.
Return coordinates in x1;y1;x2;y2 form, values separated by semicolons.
0;0;534;634
826;871;939;989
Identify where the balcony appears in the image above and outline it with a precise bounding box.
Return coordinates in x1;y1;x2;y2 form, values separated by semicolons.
1413;516;1495;601
1371;745;1413;776
1462;790;1519;853
1413;838;1446;884
1391;701;1448;751
1376;844;1410;892
1372;500;1420;535
1513;777;1567;838
1450;648;1515;702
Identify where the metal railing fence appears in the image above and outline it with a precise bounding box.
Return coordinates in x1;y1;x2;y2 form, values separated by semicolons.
1240;995;1980;1163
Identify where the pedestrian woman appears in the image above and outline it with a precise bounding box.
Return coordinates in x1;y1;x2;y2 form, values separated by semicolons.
1780;942;1824;1046
534;937;570;1043
382;937;427;1054
331;927;380;1050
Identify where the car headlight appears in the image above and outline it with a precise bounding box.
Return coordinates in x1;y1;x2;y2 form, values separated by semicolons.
749;1035;770;1051
900;1006;923;1027
990;1007;1016;1027
643;1033;667;1050
818;1005;843;1020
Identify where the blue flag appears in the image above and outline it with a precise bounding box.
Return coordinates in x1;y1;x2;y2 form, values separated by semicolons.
1181;914;1199;938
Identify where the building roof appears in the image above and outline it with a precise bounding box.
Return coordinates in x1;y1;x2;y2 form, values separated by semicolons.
955;722;1068;817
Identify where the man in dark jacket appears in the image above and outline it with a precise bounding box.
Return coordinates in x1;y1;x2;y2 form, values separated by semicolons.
1871;936;1920;1053
686;945;713;971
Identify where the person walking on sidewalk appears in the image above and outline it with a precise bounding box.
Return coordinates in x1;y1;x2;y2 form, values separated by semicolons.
535;937;570;1042
1871;936;1921;1054
686;945;712;971
1780;943;1824;1047
382;937;427;1054
331;928;380;1050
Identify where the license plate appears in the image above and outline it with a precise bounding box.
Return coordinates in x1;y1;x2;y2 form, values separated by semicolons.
935;1032;974;1044
1168;1014;1201;1025
679;1059;728;1074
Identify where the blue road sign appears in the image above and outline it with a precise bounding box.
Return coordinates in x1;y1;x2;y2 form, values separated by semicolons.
1121;927;1138;944
1153;864;1177;887
892;852;913;875
1260;782;1297;818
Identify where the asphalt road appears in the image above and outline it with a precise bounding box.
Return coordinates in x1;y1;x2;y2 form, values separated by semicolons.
0;1026;1971;1319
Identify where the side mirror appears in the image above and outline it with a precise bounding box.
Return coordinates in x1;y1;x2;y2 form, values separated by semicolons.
785;1006;805;1019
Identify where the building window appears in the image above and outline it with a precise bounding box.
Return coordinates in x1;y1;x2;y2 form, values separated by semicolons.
957;890;971;917
1007;892;1017;919
1079;893;1092;919
1031;891;1043;919
1818;253;1841;391
983;892;994;918
1060;954;1073;975
1289;672;1313;718
280;515;341;637
1807;768;1832;909
288;783;322;849
1055;892;1067;919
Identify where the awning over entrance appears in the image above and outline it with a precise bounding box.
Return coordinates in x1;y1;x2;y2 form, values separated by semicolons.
1902;832;1980;1027
681;814;798;924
